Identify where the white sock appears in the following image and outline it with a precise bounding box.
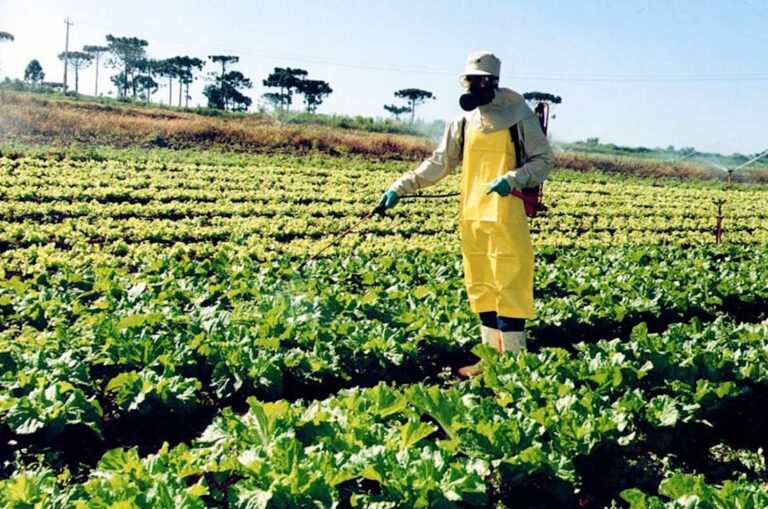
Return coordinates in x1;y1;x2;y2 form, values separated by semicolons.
481;325;501;352
499;330;526;354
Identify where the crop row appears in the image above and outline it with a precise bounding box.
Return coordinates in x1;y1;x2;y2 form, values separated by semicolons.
2;155;766;228
3;318;768;507
2;245;767;446
5;192;767;224
2;212;766;274
3;180;762;214
2;215;758;251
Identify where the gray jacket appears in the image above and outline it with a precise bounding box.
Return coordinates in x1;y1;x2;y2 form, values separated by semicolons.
389;88;554;196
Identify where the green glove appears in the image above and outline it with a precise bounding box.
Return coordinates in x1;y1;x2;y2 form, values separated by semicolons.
377;190;399;211
486;177;511;197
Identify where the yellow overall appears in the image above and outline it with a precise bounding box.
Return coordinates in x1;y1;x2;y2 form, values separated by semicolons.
459;124;535;318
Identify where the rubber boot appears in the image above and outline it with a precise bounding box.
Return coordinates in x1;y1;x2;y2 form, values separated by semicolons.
457;326;500;378
499;330;526;354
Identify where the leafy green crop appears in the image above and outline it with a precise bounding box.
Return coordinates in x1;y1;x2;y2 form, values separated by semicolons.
3;150;768;506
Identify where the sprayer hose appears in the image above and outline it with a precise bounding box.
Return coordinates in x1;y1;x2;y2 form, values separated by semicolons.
402;192;460;199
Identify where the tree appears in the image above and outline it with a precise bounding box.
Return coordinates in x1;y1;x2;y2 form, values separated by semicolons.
203;84;224;109
384;104;411;122
260;91;290;110
175;56;204;107
58;51;93;93
24;59;45;83
155;58;179;105
262;67;308;110
225;71;253;112
261;93;284;110
134;74;158;102
82;45;109;96
208;55;238;108
394;88;435;123
203;70;252;111
203;56;254;111
296;79;332;113
0;31;13;79
209;55;238;75
106;34;148;98
522;91;562;105
134;58;160;102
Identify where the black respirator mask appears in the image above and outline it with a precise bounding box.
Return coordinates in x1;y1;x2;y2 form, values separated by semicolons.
459;75;498;111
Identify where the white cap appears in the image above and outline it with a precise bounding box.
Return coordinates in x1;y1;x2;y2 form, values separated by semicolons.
459;51;501;78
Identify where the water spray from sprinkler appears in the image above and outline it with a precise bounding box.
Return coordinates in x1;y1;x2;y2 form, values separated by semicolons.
701;149;768;183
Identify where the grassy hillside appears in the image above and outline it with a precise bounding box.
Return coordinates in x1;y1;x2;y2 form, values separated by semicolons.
0;91;433;160
1;89;765;182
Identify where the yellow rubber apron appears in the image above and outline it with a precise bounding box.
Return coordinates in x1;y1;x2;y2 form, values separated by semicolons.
459;123;535;318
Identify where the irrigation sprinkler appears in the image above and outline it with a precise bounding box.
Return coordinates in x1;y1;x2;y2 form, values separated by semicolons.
711;163;733;183
714;198;725;244
702;150;768;243
703;149;768;183
730;148;768;174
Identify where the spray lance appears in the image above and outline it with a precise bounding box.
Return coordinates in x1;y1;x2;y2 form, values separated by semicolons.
297;182;550;271
297;192;459;271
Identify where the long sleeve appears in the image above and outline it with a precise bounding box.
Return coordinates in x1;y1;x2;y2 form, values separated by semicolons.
501;114;554;190
389;116;464;196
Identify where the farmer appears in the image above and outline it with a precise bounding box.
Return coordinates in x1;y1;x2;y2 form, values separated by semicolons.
377;51;554;377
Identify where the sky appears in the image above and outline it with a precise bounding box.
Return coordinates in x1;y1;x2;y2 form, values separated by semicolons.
0;0;766;155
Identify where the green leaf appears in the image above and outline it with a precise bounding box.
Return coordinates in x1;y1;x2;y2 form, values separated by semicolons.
229;482;273;509
658;472;711;502
620;488;665;508
106;371;140;393
398;418;436;449
97;447;144;475
646;395;680;427
369;383;407;418
406;384;459;441
116;312;163;330
412;285;431;299
359;291;378;305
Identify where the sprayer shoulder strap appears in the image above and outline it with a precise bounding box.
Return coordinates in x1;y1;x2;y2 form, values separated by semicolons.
509;123;524;169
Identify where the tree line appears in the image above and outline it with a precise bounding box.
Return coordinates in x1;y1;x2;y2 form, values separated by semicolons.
3;32;336;113
1;29;442;121
2;29;562;124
